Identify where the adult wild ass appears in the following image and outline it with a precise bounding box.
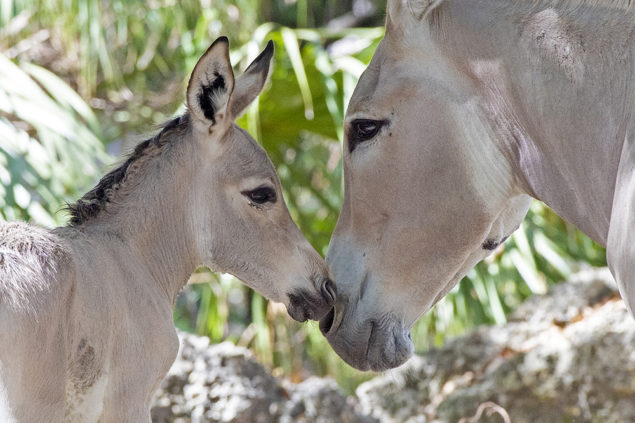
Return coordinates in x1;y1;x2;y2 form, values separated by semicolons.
321;0;634;371
0;37;335;422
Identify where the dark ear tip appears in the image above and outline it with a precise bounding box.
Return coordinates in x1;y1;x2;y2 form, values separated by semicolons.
258;40;274;63
210;36;229;49
262;40;274;62
243;40;275;75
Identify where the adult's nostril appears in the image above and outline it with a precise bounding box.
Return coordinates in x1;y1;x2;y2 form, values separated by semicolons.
319;307;335;335
321;279;337;305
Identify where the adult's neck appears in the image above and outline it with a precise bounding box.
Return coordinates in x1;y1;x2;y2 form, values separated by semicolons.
438;0;634;245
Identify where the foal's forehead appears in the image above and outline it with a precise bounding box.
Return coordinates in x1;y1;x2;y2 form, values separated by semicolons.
224;125;278;179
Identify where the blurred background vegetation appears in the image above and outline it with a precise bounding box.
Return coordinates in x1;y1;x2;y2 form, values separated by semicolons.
0;0;606;393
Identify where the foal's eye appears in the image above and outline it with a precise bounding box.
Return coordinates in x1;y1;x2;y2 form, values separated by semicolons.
242;186;277;205
349;119;387;152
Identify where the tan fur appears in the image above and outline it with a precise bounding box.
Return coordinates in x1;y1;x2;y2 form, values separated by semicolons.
0;39;333;422
322;0;634;372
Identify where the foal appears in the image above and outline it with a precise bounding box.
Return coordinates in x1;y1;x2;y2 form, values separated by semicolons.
0;37;335;422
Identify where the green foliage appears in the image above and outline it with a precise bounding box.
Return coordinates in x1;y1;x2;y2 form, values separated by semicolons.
0;0;606;394
0;51;109;225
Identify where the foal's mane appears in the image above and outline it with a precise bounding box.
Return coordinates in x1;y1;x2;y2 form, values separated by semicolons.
67;114;190;226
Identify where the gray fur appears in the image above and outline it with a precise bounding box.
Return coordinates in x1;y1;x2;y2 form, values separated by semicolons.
323;0;634;372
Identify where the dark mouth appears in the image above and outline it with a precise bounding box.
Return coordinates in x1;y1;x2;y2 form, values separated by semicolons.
287;304;309;322
365;320;375;367
287;287;333;322
346;320;375;372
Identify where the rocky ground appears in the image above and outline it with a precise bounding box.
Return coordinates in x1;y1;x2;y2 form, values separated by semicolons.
150;335;374;423
152;268;635;423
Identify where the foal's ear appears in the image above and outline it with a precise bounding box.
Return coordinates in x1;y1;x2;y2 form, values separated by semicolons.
229;40;274;120
187;36;235;128
388;0;444;21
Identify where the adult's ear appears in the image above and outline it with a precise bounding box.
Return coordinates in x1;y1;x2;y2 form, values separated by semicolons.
387;0;444;21
229;40;274;120
187;36;235;128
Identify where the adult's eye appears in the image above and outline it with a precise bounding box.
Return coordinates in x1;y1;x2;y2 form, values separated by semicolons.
242;186;277;205
349;119;387;152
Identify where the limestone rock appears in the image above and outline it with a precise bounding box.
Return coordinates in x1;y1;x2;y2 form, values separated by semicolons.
355;268;635;423
152;268;635;422
151;333;374;423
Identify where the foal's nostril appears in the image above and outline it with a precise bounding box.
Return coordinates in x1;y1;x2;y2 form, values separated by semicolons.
321;279;337;305
319;307;335;335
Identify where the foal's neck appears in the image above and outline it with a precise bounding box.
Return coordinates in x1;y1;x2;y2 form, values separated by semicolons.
81;140;200;302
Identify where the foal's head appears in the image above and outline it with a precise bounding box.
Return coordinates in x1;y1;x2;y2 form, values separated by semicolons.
183;38;335;321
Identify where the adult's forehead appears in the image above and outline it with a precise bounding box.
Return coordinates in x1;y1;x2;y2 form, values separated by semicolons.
346;63;415;119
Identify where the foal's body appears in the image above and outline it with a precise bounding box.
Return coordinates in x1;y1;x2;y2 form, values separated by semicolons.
1;222;179;421
0;38;334;422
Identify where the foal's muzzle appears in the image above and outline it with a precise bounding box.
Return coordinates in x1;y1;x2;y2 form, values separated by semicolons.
287;278;336;322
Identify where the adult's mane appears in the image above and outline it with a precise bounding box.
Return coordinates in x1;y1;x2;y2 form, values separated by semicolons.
67;114;190;226
428;0;633;28
528;0;633;9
